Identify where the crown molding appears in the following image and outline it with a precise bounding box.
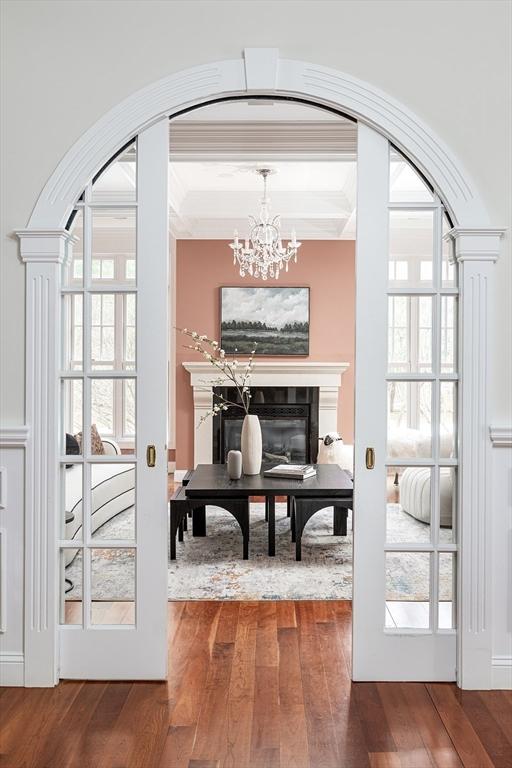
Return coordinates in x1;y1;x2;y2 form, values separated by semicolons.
447;227;506;263
15;229;77;264
448;228;506;239
169;121;357;159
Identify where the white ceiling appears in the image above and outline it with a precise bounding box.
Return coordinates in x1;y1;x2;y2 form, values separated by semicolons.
170;161;349;192
168;160;356;240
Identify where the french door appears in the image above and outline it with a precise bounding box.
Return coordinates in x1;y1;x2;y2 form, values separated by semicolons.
352;124;458;680
58;119;169;679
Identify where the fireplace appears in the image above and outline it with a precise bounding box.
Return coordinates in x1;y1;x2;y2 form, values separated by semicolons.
212;386;319;464
182;361;349;469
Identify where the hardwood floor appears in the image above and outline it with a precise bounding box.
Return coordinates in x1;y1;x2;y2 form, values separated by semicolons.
1;602;511;768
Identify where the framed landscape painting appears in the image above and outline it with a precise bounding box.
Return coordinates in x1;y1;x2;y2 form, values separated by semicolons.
220;286;310;356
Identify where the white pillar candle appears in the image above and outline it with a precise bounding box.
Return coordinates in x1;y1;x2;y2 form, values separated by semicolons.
227;450;243;480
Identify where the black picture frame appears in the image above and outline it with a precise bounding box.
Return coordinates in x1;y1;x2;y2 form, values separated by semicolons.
220;286;310;356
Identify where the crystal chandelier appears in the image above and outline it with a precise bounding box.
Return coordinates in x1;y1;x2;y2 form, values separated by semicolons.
229;168;301;280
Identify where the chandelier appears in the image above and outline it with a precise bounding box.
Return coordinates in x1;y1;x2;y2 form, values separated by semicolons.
229;168;301;280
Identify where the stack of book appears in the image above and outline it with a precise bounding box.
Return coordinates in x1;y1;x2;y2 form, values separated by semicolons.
264;464;317;480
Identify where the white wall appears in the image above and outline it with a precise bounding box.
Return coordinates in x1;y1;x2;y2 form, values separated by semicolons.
1;0;511;427
0;0;510;686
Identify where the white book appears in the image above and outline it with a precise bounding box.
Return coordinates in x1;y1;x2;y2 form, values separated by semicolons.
264;464;317;479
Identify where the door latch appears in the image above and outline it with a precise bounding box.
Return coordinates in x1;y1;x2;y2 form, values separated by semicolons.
365;447;375;470
146;444;156;467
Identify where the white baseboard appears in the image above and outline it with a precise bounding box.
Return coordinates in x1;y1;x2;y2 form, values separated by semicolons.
0;652;24;686
167;461;176;473
491;656;512;689
174;469;189;483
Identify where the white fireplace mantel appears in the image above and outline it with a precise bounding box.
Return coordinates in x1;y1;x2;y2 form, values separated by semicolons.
182;361;350;467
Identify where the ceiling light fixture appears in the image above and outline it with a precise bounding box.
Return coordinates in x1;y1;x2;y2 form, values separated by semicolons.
229;168;301;280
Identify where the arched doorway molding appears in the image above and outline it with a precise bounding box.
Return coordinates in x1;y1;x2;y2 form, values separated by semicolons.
16;50;504;689
29;49;487;229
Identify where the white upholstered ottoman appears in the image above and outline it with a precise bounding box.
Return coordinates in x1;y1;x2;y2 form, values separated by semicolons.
399;466;454;527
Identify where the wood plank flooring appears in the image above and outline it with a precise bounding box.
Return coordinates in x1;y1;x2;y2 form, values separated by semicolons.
1;601;511;768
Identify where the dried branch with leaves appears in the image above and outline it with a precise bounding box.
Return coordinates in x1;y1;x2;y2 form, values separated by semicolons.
178;328;257;426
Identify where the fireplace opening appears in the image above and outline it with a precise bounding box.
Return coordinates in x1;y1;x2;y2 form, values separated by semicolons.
212;386;319;464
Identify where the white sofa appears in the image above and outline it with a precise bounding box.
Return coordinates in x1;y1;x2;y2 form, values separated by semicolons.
65;439;135;553
388;428;454;460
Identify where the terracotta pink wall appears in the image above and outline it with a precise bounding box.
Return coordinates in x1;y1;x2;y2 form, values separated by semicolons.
175;239;355;469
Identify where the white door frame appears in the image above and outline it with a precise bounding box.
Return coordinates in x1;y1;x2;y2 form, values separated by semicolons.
16;49;504;688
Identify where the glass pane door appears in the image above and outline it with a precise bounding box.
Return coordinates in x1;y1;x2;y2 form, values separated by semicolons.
353;127;457;681
59;120;169;679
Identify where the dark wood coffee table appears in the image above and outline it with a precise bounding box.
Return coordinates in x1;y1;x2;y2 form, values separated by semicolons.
184;464;353;556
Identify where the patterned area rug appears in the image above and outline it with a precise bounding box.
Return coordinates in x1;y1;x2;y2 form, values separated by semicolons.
170;502;353;600
66;501;453;601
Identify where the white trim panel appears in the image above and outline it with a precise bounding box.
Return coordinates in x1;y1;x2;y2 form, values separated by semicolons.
491;656;512;689
0;528;6;633
0;653;25;687
0;427;29;449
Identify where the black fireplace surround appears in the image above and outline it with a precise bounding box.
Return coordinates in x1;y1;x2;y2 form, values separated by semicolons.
213;386;319;465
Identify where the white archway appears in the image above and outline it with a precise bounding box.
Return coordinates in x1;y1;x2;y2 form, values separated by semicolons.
17;50;504;689
29;49;488;229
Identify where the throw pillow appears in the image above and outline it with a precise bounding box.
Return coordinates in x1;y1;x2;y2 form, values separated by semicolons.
90;423;105;454
74;424;105;455
65;432;80;469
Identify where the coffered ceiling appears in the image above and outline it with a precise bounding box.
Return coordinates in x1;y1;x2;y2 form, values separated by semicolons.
168;159;357;240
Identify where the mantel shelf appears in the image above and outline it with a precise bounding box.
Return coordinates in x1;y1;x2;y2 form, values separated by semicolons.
183;361;350;387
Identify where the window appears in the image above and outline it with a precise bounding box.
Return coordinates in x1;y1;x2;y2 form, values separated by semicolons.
66;292;136;441
388;296;408;371
62;141;137;449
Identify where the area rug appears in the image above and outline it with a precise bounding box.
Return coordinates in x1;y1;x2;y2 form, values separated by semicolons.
65;502;453;602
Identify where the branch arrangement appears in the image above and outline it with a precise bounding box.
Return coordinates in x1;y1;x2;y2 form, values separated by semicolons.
178;328;256;426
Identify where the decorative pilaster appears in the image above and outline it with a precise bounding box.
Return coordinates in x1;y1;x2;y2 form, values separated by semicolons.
16;229;75;686
449;227;505;689
318;386;340;440
192;386;214;467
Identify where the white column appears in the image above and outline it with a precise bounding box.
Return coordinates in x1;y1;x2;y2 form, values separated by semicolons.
318;385;340;438
16;229;75;686
192;386;213;467
450;227;504;689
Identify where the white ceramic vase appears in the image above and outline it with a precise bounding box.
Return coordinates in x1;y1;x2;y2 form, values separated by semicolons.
240;414;262;475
